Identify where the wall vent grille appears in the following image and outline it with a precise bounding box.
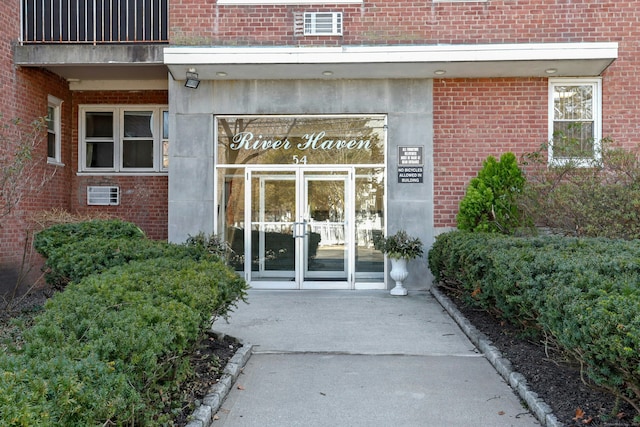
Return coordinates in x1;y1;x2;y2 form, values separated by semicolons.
87;186;120;206
304;12;342;36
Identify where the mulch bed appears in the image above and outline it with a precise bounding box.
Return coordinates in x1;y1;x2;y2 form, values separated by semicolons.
443;290;637;427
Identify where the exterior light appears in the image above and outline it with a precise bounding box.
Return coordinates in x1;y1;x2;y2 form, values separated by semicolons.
322;70;334;76
216;71;228;77
185;70;200;89
545;68;558;74
434;70;446;76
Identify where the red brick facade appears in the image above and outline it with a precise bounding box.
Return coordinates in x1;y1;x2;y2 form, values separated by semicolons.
70;91;169;240
2;1;639;287
165;0;639;228
0;4;73;289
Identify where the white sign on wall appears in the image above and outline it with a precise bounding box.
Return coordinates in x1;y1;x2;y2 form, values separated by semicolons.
398;146;424;183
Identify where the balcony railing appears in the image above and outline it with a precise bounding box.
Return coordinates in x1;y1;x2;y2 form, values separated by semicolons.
21;0;168;44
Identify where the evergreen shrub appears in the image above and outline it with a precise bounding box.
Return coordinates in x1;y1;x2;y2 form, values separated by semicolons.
0;257;248;426
33;219;145;258
428;231;640;417
456;152;525;234
40;236;214;289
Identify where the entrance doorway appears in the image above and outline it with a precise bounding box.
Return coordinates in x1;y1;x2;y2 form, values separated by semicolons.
215;114;386;290
247;168;350;289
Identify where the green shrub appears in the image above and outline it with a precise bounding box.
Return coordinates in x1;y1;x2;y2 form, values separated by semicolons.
186;232;233;261
40;236;214;289
429;231;640;416
0;257;248;426
34;219;145;259
457;152;526;234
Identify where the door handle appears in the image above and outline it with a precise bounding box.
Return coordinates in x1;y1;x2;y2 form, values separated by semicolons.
293;221;308;238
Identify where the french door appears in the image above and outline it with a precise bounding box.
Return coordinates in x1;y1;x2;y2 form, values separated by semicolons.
246;167;351;289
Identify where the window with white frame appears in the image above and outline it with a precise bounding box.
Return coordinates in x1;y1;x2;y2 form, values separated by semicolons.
80;106;168;173
548;79;602;165
218;0;360;4
162;110;169;170
47;95;62;164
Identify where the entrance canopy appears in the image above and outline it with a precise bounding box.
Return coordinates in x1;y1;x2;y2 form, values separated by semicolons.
164;42;618;81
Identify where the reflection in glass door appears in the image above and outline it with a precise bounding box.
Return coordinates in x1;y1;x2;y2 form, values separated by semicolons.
217;166;385;289
303;173;348;285
249;171;297;286
247;169;351;289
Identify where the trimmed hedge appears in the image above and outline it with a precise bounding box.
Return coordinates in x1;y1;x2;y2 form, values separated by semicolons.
428;231;640;417
0;257;248;426
40;236;215;289
34;219;146;259
0;220;249;425
34;219;215;289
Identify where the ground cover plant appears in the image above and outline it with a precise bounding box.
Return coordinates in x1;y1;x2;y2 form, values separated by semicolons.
428;231;640;422
0;220;248;426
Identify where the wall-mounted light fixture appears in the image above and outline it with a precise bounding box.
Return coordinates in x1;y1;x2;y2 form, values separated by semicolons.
185;69;200;89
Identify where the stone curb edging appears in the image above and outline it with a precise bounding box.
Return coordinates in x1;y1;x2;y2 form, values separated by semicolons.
430;287;563;427
184;336;253;427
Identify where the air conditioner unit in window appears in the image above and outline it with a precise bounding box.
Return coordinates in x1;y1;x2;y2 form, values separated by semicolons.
304;12;343;36
87;186;120;206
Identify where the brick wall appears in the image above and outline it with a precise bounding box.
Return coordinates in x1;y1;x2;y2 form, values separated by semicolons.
433;78;548;227
71;91;169;240
1;0;638;284
0;3;74;290
169;1;639;46
168;0;640;229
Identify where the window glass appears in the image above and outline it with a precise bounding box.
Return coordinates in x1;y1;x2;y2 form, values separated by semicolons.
162;111;169;169
86;141;114;168
47;96;63;163
123;140;154;168
85;112;114;168
162;111;169;139
80;106;168;173
216;115;386;166
124;111;153;137
549;80;601;164
46;106;56;158
86;112;113;138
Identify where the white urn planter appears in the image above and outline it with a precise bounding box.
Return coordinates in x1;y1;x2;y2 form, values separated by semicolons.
389;257;409;296
374;230;423;297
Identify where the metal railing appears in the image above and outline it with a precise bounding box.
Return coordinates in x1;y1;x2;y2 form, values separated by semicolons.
21;0;168;44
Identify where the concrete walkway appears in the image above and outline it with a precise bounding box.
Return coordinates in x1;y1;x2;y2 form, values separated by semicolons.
210;290;541;427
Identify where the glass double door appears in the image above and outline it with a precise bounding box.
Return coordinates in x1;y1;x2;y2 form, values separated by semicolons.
247;168;351;289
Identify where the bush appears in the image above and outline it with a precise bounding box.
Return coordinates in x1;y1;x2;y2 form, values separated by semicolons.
429;231;640;417
186;232;232;261
34;219;226;289
34;219;145;258
40;236;214;289
457;152;525;234
0;257;248;426
520;140;640;239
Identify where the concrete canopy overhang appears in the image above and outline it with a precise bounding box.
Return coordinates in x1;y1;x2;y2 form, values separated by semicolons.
164;43;618;81
14;44;169;90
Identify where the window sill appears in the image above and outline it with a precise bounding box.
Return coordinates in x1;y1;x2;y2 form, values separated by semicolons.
77;171;169;177
548;158;602;168
47;159;65;167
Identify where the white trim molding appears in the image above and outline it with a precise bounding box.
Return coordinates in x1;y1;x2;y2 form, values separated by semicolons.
164;42;618;81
